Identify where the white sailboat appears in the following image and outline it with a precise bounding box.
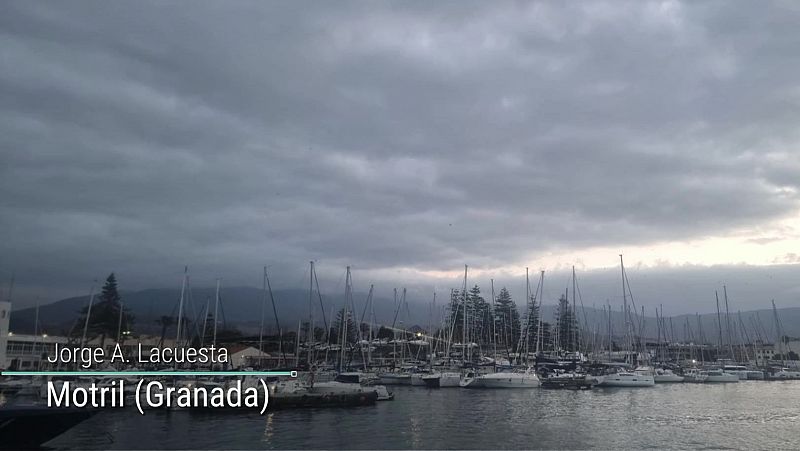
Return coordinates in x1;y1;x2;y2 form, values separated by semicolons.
476;368;540;388
459;369;483;388
599;368;655;387
683;368;707;383
377;371;412;385
683;368;708;383
421;371;461;388
704;369;739;383
770;368;800;379
597;256;654;388
654;367;684;383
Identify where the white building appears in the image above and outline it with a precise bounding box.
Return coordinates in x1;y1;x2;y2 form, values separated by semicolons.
6;333;69;370
227;345;271;369
0;301;10;370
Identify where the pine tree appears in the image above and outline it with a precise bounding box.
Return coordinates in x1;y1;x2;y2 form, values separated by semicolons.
447;289;465;345
468;285;492;347
494;288;520;353
556;294;580;352
78;273;134;348
334;308;356;345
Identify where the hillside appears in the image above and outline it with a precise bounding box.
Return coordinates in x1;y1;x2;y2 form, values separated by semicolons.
9;287;800;341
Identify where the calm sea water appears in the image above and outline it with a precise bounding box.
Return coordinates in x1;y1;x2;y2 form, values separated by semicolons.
50;381;800;449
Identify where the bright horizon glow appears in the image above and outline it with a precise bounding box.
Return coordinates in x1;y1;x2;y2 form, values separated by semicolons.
361;212;800;283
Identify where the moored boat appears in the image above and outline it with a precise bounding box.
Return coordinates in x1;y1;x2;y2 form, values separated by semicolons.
422;372;460;388
477;368;540;388
459;370;483;388
768;368;800;380
704;369;739;383
377;372;412;385
654;368;684;383
683;368;708;383
541;372;593;390
597;369;655;387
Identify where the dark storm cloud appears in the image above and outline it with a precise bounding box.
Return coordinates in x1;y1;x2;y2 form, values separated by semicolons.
2;1;800;307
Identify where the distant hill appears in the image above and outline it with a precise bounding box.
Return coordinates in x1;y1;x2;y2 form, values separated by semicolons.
8;287;424;337
9;287;800;342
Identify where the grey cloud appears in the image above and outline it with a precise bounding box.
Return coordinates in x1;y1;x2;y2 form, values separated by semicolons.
1;1;799;308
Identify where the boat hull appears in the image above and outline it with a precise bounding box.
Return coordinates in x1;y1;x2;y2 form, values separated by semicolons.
654;374;684;383
745;370;764;380
0;406;97;448
705;374;739;383
541;377;593;390
438;373;461;387
598;373;655;387
377;374;412;385
769;370;800;380
476;373;540;388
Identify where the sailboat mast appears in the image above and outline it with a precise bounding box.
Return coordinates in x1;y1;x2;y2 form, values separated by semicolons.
715;291;724;358
259;267;267;357
175;267;188;347
200;297;210;347
572;266;577;353
723;286;735;360
536;271;544;355
213;278;220;347
619;255;629;364
264;268;285;365
81;283;97;348
491;279;497;364
772;299;785;367
308;261;314;365
116;300;124;343
462;265;468;362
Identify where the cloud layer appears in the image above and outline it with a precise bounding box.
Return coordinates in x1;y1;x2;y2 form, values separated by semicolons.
2;1;800;306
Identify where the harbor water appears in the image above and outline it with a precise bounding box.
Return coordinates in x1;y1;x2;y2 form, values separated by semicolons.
49;381;800;449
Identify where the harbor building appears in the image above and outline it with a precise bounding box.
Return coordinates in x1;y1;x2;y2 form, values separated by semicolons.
0;301;9;370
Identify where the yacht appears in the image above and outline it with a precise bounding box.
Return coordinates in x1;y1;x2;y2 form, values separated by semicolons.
770;368;800;380
745;370;764;380
541;372;594;390
377;372;412;385
421;371;461;388
722;365;750;380
683;368;708;383
0;387;98;448
597;368;655;387
654;368;684;383
704;369;739;383
410;372;428;386
476;368;540;388
311;381;394;400
459;370;483;388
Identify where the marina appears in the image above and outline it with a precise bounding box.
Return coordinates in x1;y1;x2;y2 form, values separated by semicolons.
31;381;800;449
3;2;800;448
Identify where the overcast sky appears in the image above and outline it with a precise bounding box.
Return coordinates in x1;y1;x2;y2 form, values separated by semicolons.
1;1;799;313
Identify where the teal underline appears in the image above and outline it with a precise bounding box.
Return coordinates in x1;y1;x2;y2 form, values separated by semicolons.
1;371;296;377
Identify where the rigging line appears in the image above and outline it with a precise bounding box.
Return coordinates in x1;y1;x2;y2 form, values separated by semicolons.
312;266;329;332
186;277;204;341
622;265;646;352
574;271;590;345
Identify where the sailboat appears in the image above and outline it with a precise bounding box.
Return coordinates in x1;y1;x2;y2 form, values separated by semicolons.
422;372;461;387
597;255;654;387
683;367;708;383
476;367;540;388
653;367;684;383
471;268;540;389
703;368;739;383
